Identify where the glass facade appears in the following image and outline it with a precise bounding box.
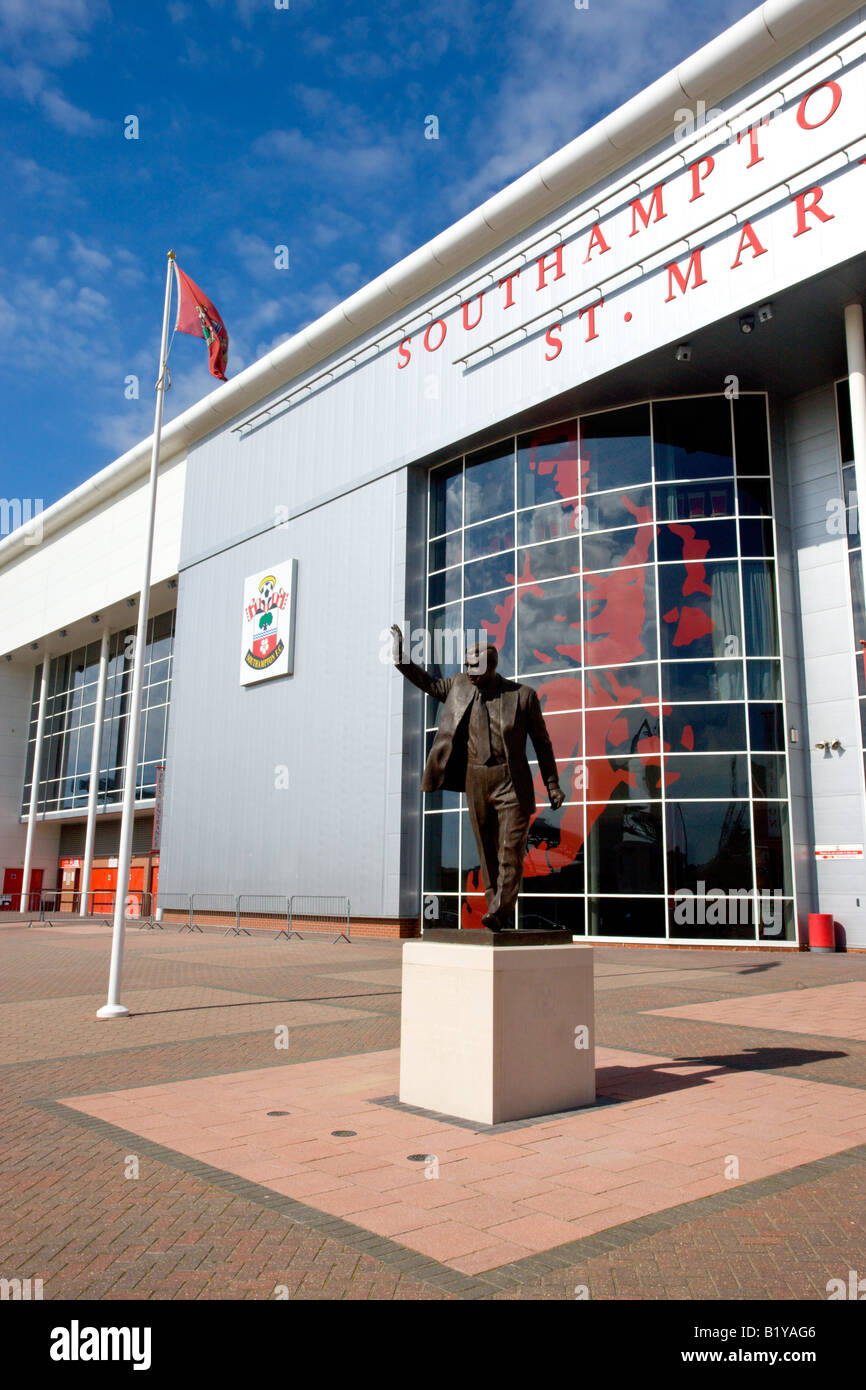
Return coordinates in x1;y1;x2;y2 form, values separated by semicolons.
422;393;795;942
835;379;866;787
22;609;175;816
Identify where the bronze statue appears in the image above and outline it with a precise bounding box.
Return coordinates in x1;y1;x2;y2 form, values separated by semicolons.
391;625;565;931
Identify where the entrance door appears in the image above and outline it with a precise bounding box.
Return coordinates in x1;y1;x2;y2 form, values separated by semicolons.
90;866;116;916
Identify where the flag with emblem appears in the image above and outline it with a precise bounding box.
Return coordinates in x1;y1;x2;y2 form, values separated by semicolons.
173;263;229;380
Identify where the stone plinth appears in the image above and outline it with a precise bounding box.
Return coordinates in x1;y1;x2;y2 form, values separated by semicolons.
399;940;595;1125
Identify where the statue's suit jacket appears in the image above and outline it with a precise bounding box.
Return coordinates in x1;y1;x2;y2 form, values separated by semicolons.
396;661;561;817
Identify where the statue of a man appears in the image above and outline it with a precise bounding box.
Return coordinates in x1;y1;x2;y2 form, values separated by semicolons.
391;625;565;931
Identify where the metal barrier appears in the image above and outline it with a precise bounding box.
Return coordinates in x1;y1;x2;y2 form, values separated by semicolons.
189;893;236;935
236;894;288;939
25;889;153;928
156;892;193;932
287;895;351;944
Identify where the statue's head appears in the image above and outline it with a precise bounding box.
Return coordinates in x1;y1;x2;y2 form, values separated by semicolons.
464;641;499;688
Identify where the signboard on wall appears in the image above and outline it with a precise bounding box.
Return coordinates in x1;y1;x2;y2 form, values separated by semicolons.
814;844;863;860
239;560;297;686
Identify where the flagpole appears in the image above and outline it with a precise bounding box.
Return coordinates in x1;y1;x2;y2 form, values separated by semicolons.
97;250;176;1019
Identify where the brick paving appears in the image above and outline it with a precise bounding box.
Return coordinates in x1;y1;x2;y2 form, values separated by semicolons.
1;920;865;1299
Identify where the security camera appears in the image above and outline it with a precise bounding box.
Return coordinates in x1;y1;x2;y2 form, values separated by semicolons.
675;344;692;362
739;314;755;334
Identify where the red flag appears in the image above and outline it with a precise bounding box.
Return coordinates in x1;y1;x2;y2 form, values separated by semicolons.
173;263;229;380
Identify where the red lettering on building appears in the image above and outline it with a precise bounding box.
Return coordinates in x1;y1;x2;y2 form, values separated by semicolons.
583;222;611;262
629;183;666;236
462;293;484;330
578;298;603;342
423;319;447;352
730;220;768;268
688;156;714;202
544;324;563;360
664;248;707;302
736;117;770;168
397;337;411;369
792;185;834;237
536;245;565;290
499;269;520;308
796;81;842;130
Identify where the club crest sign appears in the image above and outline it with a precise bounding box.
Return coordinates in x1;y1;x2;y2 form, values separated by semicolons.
239;560;297;686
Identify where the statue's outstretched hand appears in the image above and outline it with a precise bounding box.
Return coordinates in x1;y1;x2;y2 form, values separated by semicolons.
390;624;404;664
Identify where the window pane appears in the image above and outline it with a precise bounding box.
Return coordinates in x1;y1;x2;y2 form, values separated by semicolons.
517;421;579;510
518;535;581;583
517;498;582;546
742;560;779;655
583;564;657;666
519;896;584;934
739;517;774;557
428;567;462;609
652;397;733;482
465;515;513;560
584;486;652;532
658;560;741;660
747;659;782;701
586;803;663;893
665;703;747;752
753;801;792;894
662;660;743;702
523;804;585;893
666;800;752;892
664;754;748;798
580;404;651;492
463;594;514;676
429;532;462;571
584;662;659;704
424;812;460;893
465;441;514;525
749;703;785;751
585;757;662;800
751;753;787;798
582;528;643;573
430;460;463;535
733;394;770;474
737;478;772;515
657;518;738;563
657;480;735;521
516;575;580;674
585;701;660;759
588;897;666;938
464;552;514;598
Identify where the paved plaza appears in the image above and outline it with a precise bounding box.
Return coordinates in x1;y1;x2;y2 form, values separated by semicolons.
1;921;865;1300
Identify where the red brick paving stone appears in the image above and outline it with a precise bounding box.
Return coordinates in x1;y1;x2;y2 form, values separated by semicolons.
485;1212;580;1251
352;1201;448;1238
395;1221;500;1261
649;981;866;1041
5;926;866;1297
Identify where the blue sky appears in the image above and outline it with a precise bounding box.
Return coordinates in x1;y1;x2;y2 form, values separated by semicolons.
0;0;759;511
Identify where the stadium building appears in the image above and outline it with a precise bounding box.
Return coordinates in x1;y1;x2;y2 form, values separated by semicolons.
1;0;865;947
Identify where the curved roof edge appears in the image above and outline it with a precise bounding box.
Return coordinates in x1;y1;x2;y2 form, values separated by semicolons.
1;0;860;567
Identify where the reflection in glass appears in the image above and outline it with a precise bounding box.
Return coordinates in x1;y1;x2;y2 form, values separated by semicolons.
516;575;580;674
585;757;662;800
658;560;741;661
666;800;752;892
746;659;782;701
517;499;581;546
428;567;462;609
753;801;791;892
464;594;515;676
465;441;514;525
750;753;787;798
733;394;770;474
588;897;666;937
519;896;584;934
749;703;785;751
430;460;462;535
742;560;779;655
464;552;514;598
663;754;748;798
466;515;514;560
657;518;737;562
652;396;733;482
518;535;581;584
665;703;747;752
586;803;663;894
517;421;579;510
429;532;462;571
662;660;743;703
424;813;460;892
657;479;735;521
580;404;652;492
